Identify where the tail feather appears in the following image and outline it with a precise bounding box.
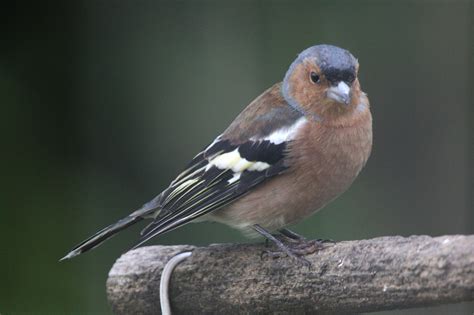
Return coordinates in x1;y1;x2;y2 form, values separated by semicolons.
60;215;143;261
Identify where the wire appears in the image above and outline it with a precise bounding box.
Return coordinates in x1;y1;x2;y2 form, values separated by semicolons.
160;251;193;315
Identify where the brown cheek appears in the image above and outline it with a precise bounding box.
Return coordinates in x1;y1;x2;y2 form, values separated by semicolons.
289;63;323;109
347;79;361;108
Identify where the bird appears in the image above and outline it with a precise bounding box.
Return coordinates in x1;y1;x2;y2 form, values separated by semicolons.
61;44;372;264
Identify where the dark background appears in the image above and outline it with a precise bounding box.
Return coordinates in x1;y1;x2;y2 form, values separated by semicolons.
1;1;472;314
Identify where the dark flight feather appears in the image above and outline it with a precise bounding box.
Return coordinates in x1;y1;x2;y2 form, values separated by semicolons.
135;138;289;247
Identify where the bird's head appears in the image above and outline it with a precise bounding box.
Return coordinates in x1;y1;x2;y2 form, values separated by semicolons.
282;44;361;120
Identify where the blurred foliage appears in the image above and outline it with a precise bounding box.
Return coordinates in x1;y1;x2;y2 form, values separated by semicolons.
0;1;472;314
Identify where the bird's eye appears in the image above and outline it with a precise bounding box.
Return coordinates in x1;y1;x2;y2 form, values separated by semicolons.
310;72;320;84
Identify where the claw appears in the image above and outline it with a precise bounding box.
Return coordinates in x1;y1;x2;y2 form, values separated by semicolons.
254;225;333;268
263;248;312;267
291;239;333;254
315;238;336;244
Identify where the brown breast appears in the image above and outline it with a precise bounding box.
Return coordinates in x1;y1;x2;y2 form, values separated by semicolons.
209;101;372;233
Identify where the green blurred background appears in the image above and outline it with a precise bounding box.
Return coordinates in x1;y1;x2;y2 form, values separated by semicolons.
1;1;472;314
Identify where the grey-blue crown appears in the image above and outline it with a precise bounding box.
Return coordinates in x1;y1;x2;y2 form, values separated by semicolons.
282;44;358;117
288;44;358;85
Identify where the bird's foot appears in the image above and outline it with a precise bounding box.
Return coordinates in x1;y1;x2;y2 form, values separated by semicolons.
264;238;333;266
254;225;334;267
315;238;336;244
262;245;312;267
264;228;307;246
279;228;336;247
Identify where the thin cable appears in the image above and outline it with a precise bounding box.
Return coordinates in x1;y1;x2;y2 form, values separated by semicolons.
160;251;193;315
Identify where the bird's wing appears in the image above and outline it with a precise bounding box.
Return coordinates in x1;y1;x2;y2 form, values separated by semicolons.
135;83;307;247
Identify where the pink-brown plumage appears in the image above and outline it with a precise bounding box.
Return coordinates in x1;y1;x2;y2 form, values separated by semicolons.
209;82;372;233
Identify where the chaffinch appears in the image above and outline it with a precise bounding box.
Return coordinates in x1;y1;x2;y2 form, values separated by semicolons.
62;44;372;264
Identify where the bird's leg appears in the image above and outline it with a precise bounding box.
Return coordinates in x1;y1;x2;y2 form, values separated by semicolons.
278;228;336;255
264;238;270;247
253;224;311;267
263;229;299;246
280;228;335;245
278;228;307;242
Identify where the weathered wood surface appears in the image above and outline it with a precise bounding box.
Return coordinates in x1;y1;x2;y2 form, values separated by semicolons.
107;235;474;314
